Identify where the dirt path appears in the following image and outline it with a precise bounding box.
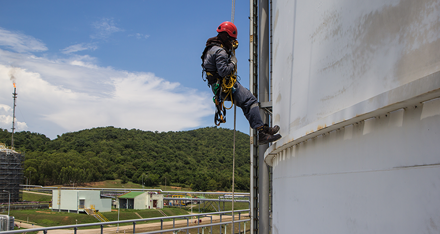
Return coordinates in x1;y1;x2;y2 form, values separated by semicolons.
22;190;52;196
15;221;45;230
16;214;249;234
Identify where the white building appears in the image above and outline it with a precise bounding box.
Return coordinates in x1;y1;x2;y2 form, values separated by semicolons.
52;190;112;213
262;0;440;233
117;191;163;209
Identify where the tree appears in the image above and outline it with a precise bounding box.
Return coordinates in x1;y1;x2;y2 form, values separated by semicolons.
2;126;251;191
25;166;37;185
121;175;129;184
147;174;160;186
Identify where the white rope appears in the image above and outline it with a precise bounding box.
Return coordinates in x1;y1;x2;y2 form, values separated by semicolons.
232;103;236;233
231;1;236;233
231;0;236;23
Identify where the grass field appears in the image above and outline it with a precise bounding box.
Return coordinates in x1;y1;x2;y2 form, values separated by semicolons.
3;202;249;228
3;208;191;227
22;192;52;202
7;179;249;231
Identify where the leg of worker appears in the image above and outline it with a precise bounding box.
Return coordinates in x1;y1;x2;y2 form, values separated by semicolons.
232;82;281;144
231;82;264;129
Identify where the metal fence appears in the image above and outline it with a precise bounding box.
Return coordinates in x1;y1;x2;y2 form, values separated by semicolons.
2;209;250;234
0;201;50;212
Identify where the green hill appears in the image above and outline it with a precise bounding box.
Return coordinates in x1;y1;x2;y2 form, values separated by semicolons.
0;127;250;191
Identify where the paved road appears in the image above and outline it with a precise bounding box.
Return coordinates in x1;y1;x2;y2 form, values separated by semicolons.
16;214;249;234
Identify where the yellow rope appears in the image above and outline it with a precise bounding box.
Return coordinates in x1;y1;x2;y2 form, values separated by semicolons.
221;70;237;110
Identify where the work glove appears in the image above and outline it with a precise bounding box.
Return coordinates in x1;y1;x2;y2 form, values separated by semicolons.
230;55;237;69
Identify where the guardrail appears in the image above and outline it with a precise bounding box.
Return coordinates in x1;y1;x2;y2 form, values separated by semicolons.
164;197;250;203
2;209;250;234
21;185;250;196
0;202;50;211
138;219;250;234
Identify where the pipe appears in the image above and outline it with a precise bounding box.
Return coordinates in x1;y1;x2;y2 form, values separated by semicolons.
249;0;259;233
259;0;270;233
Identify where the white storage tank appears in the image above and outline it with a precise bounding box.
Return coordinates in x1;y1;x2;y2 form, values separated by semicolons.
266;0;440;233
0;215;14;231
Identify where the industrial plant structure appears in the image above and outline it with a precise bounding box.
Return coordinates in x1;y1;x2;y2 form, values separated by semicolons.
250;0;440;233
0;144;24;204
117;191;164;210
52;190;112;213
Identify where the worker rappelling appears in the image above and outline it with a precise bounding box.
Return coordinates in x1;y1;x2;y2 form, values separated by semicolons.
201;21;281;145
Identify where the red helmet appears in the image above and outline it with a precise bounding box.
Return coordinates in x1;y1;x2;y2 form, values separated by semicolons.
217;21;237;39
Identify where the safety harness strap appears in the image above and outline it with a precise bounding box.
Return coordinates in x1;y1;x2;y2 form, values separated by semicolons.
201;43;237;126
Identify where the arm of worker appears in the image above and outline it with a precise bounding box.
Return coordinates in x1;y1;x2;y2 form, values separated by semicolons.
215;48;235;77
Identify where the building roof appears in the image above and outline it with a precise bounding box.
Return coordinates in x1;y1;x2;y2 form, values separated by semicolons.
118;191;144;199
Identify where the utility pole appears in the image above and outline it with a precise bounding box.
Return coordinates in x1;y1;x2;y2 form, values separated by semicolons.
117;195;120;232
11;86;17;149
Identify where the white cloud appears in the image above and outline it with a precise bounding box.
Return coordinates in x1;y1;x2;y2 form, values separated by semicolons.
44;73;212;133
69;60;99;69
129;33;150;39
0;115;13;127
0;104;11;113
0;107;28;132
0;50;212;139
0;26;213;139
61;43;98;54
0;27;47;53
91;18;123;40
66;55;99;69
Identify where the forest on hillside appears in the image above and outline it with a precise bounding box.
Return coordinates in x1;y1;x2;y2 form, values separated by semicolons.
0;126;251;191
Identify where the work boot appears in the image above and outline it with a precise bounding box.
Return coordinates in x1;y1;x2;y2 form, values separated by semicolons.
258;131;282;145
260;124;280;135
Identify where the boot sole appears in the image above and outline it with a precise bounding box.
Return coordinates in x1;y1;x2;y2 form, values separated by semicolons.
259;134;282;145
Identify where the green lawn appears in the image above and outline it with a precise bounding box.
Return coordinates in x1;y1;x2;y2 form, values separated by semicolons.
11;180;249;229
5;209;97;227
98;208;191;226
4;204;247;228
4;208;191;227
179;201;250;213
22;192;52;202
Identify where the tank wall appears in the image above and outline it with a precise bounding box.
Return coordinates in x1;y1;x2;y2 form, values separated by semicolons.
270;0;440;233
271;104;440;233
272;0;440;141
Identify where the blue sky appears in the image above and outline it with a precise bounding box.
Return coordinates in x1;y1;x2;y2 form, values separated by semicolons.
0;1;252;139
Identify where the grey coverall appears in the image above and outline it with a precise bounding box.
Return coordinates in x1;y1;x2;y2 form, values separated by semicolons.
203;45;264;129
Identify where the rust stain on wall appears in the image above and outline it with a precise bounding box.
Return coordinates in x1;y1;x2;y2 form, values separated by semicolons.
317;124;327;131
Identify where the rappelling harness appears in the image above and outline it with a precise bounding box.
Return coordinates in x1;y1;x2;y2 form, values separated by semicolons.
201;41;239;126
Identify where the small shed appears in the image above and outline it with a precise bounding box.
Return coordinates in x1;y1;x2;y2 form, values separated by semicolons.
146;192;164;209
117;191;163;209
